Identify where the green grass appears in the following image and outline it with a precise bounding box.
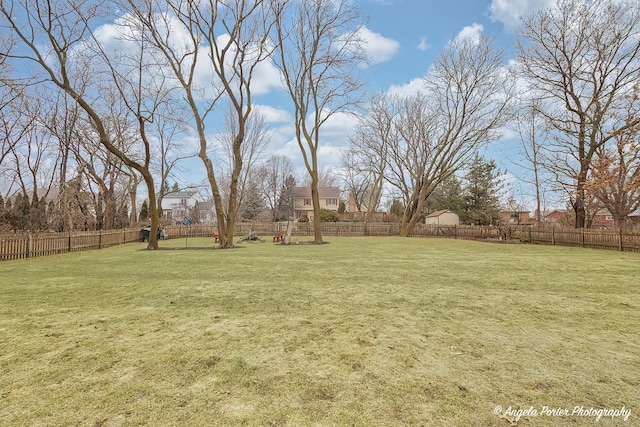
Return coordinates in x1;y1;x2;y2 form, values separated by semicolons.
1;237;638;426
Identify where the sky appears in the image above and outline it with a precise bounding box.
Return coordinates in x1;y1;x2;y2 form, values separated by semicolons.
177;0;557;207
3;0;560;209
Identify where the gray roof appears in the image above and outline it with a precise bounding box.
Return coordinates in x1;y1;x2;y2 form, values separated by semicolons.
292;186;340;198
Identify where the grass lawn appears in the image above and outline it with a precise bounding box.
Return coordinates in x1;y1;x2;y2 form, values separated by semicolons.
0;236;638;426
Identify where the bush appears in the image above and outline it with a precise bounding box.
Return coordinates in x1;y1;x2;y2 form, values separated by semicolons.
320;209;339;222
298;213;309;222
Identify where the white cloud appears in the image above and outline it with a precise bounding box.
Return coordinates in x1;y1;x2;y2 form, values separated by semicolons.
356;27;400;65
387;77;426;97
317;144;346;167
253;105;292;124
271;111;358;173
319;111;359;140
453;23;484;45
248;60;283;96
489;0;557;31
417;37;430;52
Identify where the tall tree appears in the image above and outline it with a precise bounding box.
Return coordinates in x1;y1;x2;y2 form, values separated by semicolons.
347;94;391;222
127;0;277;247
273;0;366;243
460;154;503;226
514;101;551;224
216;106;270;222
515;0;640;228
586;108;640;227
259;155;295;221
424;175;465;215
240;180;264;221
0;0;164;248
359;35;512;236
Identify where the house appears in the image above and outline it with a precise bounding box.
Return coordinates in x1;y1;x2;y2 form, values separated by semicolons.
345;191;368;214
425;209;459;225
591;208;615;228
543;209;566;224
160;191;198;222
500;210;531;225
292;186;340;220
196;201;216;224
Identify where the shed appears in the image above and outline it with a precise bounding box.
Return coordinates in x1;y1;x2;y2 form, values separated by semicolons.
425;209;460;225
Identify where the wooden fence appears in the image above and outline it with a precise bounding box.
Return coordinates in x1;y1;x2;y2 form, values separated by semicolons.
0;229;142;261
1;223;639;261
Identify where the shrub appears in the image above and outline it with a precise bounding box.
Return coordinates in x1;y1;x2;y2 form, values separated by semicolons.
320;209;339;222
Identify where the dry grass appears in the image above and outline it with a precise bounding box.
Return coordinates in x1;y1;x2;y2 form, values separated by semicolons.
0;236;638;426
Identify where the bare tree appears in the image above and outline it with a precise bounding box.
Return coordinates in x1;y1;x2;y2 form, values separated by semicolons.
259;154;295;221
345;93;391;221
339;147;372;213
216;106;270;222
126;0;277;247
1;0;164;248
0;87;29;197
514;101;552;224
371;35;512;236
299;166;340;188
2;91;60;230
515;0;640;228
586;98;640;228
273;0;366;243
152;101;191;221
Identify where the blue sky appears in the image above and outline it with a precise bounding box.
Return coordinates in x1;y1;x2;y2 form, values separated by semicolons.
88;0;560;208
4;0;560;208
364;0;510;90
211;0;558;208
240;0;523;167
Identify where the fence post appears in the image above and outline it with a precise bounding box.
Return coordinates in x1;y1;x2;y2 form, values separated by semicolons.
619;228;623;252
99;230;102;249
582;228;585;247
552;227;555;245
27;233;32;258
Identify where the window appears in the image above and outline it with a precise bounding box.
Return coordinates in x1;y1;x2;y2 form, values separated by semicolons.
304;198;312;206
326;198;337;206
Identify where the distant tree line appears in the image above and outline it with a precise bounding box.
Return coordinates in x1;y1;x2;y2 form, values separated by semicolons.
1;0;639;242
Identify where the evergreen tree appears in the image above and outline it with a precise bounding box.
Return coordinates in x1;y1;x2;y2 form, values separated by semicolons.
389;199;405;219
241;183;264;221
28;194;48;231
3;198;12;228
114;203;130;229
425;175;465;214
276;175;296;221
139;200;149;223
460;154;503;225
12;193;30;230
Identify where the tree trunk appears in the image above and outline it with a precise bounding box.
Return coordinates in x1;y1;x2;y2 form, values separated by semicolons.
102;189;116;230
575;171;587;229
143;171;159;250
311;175;323;244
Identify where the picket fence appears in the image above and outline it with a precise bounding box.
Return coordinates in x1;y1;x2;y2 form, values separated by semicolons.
1;223;639;261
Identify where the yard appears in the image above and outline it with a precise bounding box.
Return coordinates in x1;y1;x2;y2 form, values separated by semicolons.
0;237;638;426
